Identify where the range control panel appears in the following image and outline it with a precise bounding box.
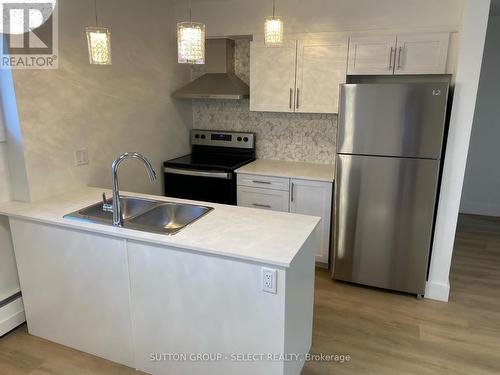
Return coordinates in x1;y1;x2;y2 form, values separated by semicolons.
191;130;255;149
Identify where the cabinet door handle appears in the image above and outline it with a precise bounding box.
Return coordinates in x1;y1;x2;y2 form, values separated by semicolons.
397;47;403;70
296;88;300;110
291;182;294;202
252;180;272;185
289;88;293;110
253;203;272;209
388;47;395;70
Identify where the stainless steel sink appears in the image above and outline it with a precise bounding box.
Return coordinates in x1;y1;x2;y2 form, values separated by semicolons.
65;196;158;223
64;196;213;235
128;203;213;234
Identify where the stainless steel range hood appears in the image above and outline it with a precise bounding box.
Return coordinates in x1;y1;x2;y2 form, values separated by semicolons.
173;38;249;100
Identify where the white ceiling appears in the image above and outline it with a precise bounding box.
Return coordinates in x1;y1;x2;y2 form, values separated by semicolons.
491;0;500;15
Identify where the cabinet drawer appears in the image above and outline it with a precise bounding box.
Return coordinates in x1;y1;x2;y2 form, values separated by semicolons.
237;186;290;213
237;174;290;191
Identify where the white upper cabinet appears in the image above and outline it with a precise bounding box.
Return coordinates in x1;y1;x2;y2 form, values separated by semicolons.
348;35;397;75
348;33;450;75
250;41;297;113
251;32;450;112
394;33;450;75
250;37;348;114
295;38;348;113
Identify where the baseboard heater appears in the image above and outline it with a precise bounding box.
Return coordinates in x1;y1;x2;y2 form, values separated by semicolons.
0;291;25;336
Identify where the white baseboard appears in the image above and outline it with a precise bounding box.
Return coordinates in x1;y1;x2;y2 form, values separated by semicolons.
424;280;450;302
0;296;25;336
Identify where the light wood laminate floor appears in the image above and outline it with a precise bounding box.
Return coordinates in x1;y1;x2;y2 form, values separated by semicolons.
1;214;500;374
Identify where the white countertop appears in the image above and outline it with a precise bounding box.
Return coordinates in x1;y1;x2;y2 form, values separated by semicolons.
0;188;320;268
236;159;335;182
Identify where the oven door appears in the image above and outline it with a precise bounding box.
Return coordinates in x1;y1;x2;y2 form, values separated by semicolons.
164;167;236;205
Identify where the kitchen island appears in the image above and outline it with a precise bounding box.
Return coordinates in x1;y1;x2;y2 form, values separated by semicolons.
0;188;319;375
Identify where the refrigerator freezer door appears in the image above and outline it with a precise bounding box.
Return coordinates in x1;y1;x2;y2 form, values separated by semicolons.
333;154;440;294
337;83;448;159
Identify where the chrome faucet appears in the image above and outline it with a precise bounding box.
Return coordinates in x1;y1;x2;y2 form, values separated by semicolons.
103;152;157;227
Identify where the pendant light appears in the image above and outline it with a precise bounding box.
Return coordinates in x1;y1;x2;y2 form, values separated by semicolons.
85;0;112;65
264;0;283;46
177;0;205;64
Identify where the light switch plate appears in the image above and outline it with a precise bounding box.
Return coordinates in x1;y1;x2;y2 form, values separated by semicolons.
74;148;89;166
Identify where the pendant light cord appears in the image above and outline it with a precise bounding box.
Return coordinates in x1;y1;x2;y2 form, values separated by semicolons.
189;0;192;22
94;0;98;26
272;0;276;18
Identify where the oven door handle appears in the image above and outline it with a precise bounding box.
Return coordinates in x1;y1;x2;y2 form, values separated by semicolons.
164;167;232;180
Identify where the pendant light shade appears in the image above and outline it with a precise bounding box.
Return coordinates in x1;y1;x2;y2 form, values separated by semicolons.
86;27;112;65
264;0;283;46
264;16;283;45
86;0;112;65
177;22;206;64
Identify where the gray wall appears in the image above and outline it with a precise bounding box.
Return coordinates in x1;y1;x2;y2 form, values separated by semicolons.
461;16;500;216
0;106;19;301
0;144;9;202
9;0;193;201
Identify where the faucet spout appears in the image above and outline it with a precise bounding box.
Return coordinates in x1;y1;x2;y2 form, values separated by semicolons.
110;152;157;227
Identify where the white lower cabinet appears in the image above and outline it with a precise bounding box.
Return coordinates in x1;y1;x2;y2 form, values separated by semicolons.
9;219;135;367
237;174;290;191
8;218;316;375
128;241;306;375
237;186;290;212
289;179;332;264
237;174;333;265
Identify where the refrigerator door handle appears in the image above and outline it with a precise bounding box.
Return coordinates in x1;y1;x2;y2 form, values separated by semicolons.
397;47;403;70
388;47;395;70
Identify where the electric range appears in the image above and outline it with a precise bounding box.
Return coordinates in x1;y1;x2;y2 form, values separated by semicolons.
163;130;256;205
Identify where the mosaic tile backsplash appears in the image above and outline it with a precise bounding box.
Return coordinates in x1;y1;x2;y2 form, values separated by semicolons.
192;40;337;164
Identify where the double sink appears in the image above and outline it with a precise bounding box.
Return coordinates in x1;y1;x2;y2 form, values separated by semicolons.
64;196;213;235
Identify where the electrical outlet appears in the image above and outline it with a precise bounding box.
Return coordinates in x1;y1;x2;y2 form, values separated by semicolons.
74;148;89;166
262;268;277;294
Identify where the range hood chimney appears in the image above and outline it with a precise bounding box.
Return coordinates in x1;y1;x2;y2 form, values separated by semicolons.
173;38;250;100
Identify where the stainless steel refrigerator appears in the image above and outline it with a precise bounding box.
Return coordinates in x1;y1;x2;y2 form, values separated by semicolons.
333;82;449;296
